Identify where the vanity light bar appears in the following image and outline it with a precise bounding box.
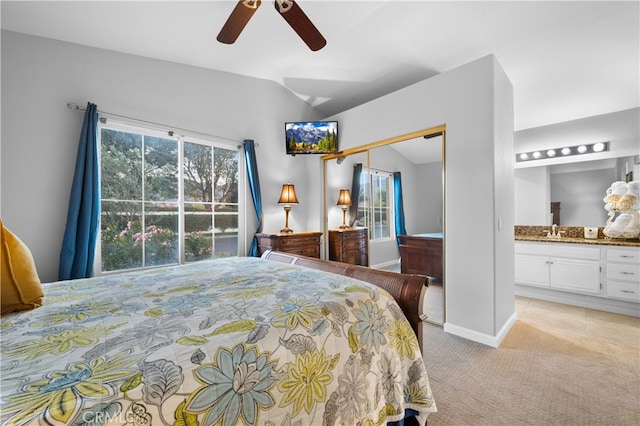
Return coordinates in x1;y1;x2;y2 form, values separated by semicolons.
516;141;609;162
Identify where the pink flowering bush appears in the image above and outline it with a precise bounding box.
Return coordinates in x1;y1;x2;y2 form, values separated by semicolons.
184;231;213;262
137;225;177;266
102;220;142;271
101;221;177;270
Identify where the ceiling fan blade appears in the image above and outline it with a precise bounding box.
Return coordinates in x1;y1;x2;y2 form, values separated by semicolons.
217;0;262;44
275;0;326;51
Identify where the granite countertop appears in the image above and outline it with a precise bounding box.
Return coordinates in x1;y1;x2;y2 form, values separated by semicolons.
515;226;640;248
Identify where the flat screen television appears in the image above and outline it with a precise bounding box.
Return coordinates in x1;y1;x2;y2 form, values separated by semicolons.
285;121;338;155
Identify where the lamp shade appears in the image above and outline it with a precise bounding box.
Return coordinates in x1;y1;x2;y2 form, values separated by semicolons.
278;183;299;205
336;189;352;206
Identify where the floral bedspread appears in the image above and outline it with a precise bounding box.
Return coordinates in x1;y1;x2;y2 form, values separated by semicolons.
1;257;436;426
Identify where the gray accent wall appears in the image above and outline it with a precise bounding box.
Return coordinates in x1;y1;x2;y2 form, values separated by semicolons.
1;30;322;282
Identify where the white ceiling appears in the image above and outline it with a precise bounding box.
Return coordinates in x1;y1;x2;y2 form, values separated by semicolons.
1;1;638;133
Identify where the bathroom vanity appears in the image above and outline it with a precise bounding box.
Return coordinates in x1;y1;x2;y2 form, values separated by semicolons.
515;226;640;316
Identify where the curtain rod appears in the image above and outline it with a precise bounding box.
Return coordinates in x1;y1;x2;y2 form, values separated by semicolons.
66;102;250;148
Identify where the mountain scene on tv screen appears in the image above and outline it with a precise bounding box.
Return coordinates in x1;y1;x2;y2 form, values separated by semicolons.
286;122;338;154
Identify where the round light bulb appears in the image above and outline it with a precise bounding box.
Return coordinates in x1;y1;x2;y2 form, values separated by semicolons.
593;142;605;152
532;151;542;159
546;149;556;157
519;153;529;160
577;145;587;153
561;147;571;155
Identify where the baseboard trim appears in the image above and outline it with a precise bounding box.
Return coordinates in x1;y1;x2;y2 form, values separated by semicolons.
371;259;400;270
516;285;640;317
443;313;517;348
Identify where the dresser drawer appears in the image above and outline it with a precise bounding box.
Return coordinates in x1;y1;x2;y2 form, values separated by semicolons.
279;236;320;248
606;281;640;302
287;246;320;257
255;232;322;259
343;238;366;250
606;247;640;264
606;263;640;283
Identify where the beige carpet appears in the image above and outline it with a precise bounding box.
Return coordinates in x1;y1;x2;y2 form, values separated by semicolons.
422;320;640;426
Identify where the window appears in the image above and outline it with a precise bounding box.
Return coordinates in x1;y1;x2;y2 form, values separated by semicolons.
356;168;394;240
98;122;240;273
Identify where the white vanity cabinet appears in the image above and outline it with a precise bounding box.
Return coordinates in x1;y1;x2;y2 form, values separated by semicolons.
515;240;640;316
515;242;602;295
515;254;551;287
605;247;640;302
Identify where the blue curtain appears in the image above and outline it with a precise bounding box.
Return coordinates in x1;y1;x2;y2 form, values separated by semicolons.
243;139;263;256
349;163;363;226
59;102;100;280
394;171;407;244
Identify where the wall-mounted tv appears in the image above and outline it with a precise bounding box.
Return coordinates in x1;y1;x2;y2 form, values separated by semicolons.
285;121;338;155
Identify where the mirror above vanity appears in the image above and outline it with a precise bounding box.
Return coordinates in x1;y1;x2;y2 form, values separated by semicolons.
513;107;639;228
515;156;638;227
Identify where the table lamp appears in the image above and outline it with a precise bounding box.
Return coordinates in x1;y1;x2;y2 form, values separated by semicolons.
337;188;352;229
278;183;299;233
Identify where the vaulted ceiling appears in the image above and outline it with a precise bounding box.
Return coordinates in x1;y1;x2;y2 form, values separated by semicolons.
2;1;638;132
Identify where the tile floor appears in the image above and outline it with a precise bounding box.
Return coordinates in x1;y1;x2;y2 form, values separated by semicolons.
515;296;640;348
377;262;640;347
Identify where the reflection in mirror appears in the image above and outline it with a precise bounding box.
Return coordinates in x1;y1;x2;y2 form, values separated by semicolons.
371;136;444;325
515;157;630;226
325;151;368;233
323;127;445;325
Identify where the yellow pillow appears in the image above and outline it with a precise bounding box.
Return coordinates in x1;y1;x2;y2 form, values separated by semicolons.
1;218;44;315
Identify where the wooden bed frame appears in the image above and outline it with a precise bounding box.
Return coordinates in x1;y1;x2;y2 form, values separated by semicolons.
261;250;430;349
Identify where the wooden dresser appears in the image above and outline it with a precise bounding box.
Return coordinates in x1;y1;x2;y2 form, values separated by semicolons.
255;231;322;258
328;228;369;266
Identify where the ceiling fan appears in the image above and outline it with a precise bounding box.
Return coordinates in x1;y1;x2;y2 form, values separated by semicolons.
217;0;327;51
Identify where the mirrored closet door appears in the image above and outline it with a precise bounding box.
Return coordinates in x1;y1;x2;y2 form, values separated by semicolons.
322;126;446;325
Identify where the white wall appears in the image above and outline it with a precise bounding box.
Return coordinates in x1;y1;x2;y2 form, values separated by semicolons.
316;55;515;346
493;63;517;334
1;30;322;282
415;162;444;234
515;167;551;224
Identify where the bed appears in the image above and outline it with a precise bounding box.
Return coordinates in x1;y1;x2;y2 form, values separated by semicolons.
0;251;436;426
398;233;443;280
